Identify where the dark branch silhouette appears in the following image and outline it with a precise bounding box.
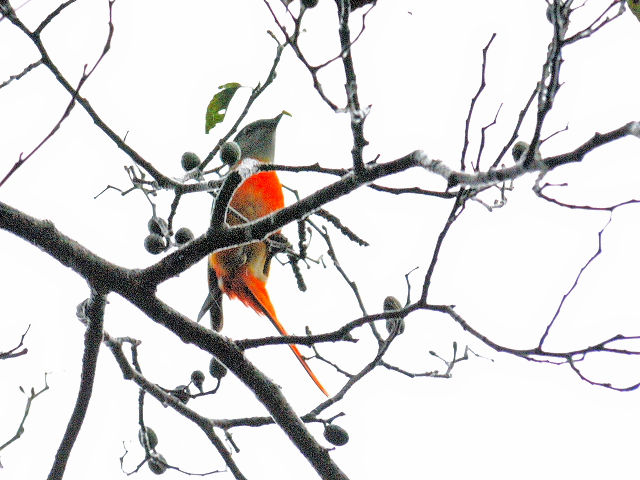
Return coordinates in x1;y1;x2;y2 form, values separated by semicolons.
1;0;640;478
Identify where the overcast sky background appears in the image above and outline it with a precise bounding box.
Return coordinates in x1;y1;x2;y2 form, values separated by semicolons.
2;0;640;479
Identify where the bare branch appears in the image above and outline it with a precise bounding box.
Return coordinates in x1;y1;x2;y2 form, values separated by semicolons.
0;374;49;452
426;121;640;189
2;3;180;190
432;304;640;388
262;0;340;110
0;324;30;360
309;322;402;417
491;86;537;169
474;103;502;171
34;0;77;34
314;208;369;246
568;357;640;392
200;42;285;170
420;191;467;302
311;222;368;315
0;72;83;188
336;0;368;175
460;33;496;171
564;0;625;45
536;184;640;211
367;184;455;198
380;343;487;379
538;214;612;347
47;291;106;480
104;336;247;480
527;0;571;167
540;122;640;170
0;59;42;90
0;0;115;189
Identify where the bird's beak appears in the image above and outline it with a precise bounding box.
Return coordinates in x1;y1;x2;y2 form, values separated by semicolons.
271;112;284;125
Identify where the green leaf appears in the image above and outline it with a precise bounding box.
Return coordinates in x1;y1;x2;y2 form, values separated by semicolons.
205;82;241;133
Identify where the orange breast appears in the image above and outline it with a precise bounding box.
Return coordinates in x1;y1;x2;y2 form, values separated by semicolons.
230;171;284;222
210;171;284;282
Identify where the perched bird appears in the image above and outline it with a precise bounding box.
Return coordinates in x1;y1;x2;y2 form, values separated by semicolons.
199;113;328;396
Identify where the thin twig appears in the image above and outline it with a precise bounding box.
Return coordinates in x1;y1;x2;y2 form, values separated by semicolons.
0;59;42;90
3;2;179;189
538;213;612;347
0;0;115;189
460;33;496;171
309;321;402;417
0;374;49;452
200;41;285;170
0;324;30;360
420;190;467;302
105;337;247;480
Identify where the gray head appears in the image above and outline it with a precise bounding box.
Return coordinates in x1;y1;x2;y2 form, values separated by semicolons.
233;113;284;163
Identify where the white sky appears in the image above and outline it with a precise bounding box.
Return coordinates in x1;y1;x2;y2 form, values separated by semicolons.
2;0;640;479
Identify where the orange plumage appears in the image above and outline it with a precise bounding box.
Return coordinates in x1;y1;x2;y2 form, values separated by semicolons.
202;115;328;396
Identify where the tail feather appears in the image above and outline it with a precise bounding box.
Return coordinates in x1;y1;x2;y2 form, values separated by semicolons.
232;273;329;397
198;265;224;331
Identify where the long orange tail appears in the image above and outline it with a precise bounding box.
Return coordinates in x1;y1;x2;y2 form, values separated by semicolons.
230;273;329;397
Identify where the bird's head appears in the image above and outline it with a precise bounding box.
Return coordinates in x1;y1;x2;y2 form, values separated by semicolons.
233;113;284;164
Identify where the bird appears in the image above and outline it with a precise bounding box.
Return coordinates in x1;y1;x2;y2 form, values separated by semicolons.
198;113;328;396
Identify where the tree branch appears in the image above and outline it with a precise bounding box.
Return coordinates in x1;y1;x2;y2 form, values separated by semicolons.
0;324;30;360
0;374;49;452
104;335;248;480
460;33;496;171
0;59;42;90
47;291;105;480
2;3;180;189
336;0;368;175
